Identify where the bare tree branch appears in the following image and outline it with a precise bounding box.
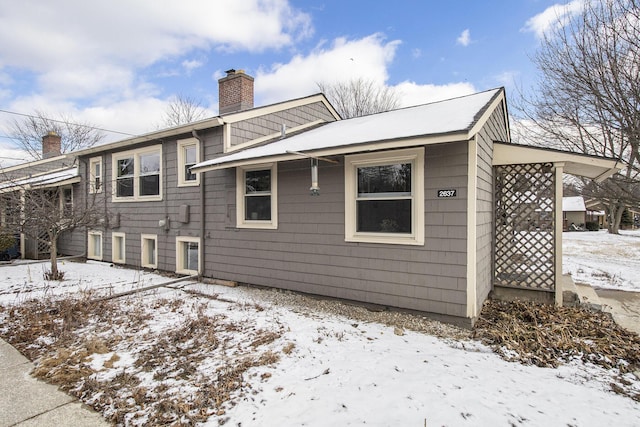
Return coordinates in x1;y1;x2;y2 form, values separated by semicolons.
9;111;105;160
317;78;400;119
513;0;640;233
160;94;208;128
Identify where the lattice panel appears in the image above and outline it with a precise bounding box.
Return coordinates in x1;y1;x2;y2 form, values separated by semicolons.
494;163;556;291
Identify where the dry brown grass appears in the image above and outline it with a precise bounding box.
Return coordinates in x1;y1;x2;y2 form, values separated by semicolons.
0;292;287;426
474;298;640;401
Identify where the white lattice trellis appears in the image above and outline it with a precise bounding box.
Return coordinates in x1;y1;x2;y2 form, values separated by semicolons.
494;163;556;292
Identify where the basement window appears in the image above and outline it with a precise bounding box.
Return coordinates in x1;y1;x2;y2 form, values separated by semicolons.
176;236;200;275
141;234;157;268
88;230;103;260
112;232;126;264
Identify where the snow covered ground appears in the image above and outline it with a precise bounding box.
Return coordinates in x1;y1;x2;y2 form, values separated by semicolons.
563;229;640;291
0;231;638;426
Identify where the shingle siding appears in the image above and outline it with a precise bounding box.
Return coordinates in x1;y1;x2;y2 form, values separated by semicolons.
229;102;336;147
204;142;469;321
64;94;511;325
474;103;510;312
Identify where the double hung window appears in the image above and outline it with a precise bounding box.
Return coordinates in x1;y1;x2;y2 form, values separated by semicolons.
113;146;162;201
89;157;102;193
236;164;277;229
178;138;200;186
345;148;424;245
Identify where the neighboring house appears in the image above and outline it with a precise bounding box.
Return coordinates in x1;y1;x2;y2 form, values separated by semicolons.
0;132;80;259
3;70;621;326
563;196;586;230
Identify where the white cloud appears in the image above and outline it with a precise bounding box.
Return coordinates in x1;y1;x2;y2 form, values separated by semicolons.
0;0;312;97
182;59;204;74
494;71;520;88
251;33;476;109
522;0;585;39
393;81;476;108
255;34;401;105
456;29;472;47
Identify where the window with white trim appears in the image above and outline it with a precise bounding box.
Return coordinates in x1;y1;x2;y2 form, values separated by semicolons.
112;146;162;201
176;236;200;275
345;148;424;245
236;163;278;229
88;230;103;260
89;157;102;193
112;232;126;264
141;234;157;268
177;138;200;186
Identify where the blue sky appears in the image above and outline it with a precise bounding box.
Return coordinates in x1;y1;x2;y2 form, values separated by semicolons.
0;0;584;163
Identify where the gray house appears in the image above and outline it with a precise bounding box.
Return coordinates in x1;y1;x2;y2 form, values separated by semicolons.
50;70;618;326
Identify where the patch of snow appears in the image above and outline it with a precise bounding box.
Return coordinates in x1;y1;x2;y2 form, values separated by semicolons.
0;238;637;425
563;229;640;291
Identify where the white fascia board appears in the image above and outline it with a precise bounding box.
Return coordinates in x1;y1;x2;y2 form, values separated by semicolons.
493;143;620;180
467;90;508;138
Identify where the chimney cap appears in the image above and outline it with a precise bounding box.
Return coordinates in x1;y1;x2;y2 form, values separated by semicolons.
224;69;247;76
46;130;60;137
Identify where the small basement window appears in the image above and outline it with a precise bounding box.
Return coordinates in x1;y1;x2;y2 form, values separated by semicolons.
176;236;200;275
112;232;126;264
141;234;157;268
88;230;103;260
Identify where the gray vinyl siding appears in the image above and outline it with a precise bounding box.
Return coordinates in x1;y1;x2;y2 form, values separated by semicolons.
475;103;510;312
206;142;470;321
57;182;88;256
229;102;336;147
75;127;222;270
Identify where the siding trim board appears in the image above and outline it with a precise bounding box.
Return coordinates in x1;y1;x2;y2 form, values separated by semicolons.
466;137;477;318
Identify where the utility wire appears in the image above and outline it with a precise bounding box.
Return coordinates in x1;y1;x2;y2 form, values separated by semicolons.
0;108;136;136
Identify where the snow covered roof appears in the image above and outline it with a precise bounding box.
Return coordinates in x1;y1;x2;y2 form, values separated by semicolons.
0;167;79;192
192;88;505;172
563;196;586;212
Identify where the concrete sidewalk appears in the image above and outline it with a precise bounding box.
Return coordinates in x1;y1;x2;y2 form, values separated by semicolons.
0;339;110;427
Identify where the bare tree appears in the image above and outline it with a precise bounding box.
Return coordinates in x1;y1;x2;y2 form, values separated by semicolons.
0;178;107;279
160;94;208;127
514;0;640;233
9;111;105;160
317;78;400;119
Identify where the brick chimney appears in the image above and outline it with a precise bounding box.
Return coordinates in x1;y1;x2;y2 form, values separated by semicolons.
218;69;254;114
42;131;62;159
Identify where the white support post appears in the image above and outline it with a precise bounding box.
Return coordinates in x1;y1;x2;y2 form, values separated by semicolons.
554;163;565;306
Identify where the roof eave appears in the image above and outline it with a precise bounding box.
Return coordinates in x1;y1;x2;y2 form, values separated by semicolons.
493;142;621;181
191;131;469;173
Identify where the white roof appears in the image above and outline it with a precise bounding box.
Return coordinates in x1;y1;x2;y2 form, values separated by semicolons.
0;167;79;191
192;88;503;171
563;196;586;212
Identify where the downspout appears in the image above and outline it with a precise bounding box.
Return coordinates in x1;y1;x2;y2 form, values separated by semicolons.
192;130;205;280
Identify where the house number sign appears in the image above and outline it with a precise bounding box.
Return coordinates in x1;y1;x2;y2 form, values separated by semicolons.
437;189;457;198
